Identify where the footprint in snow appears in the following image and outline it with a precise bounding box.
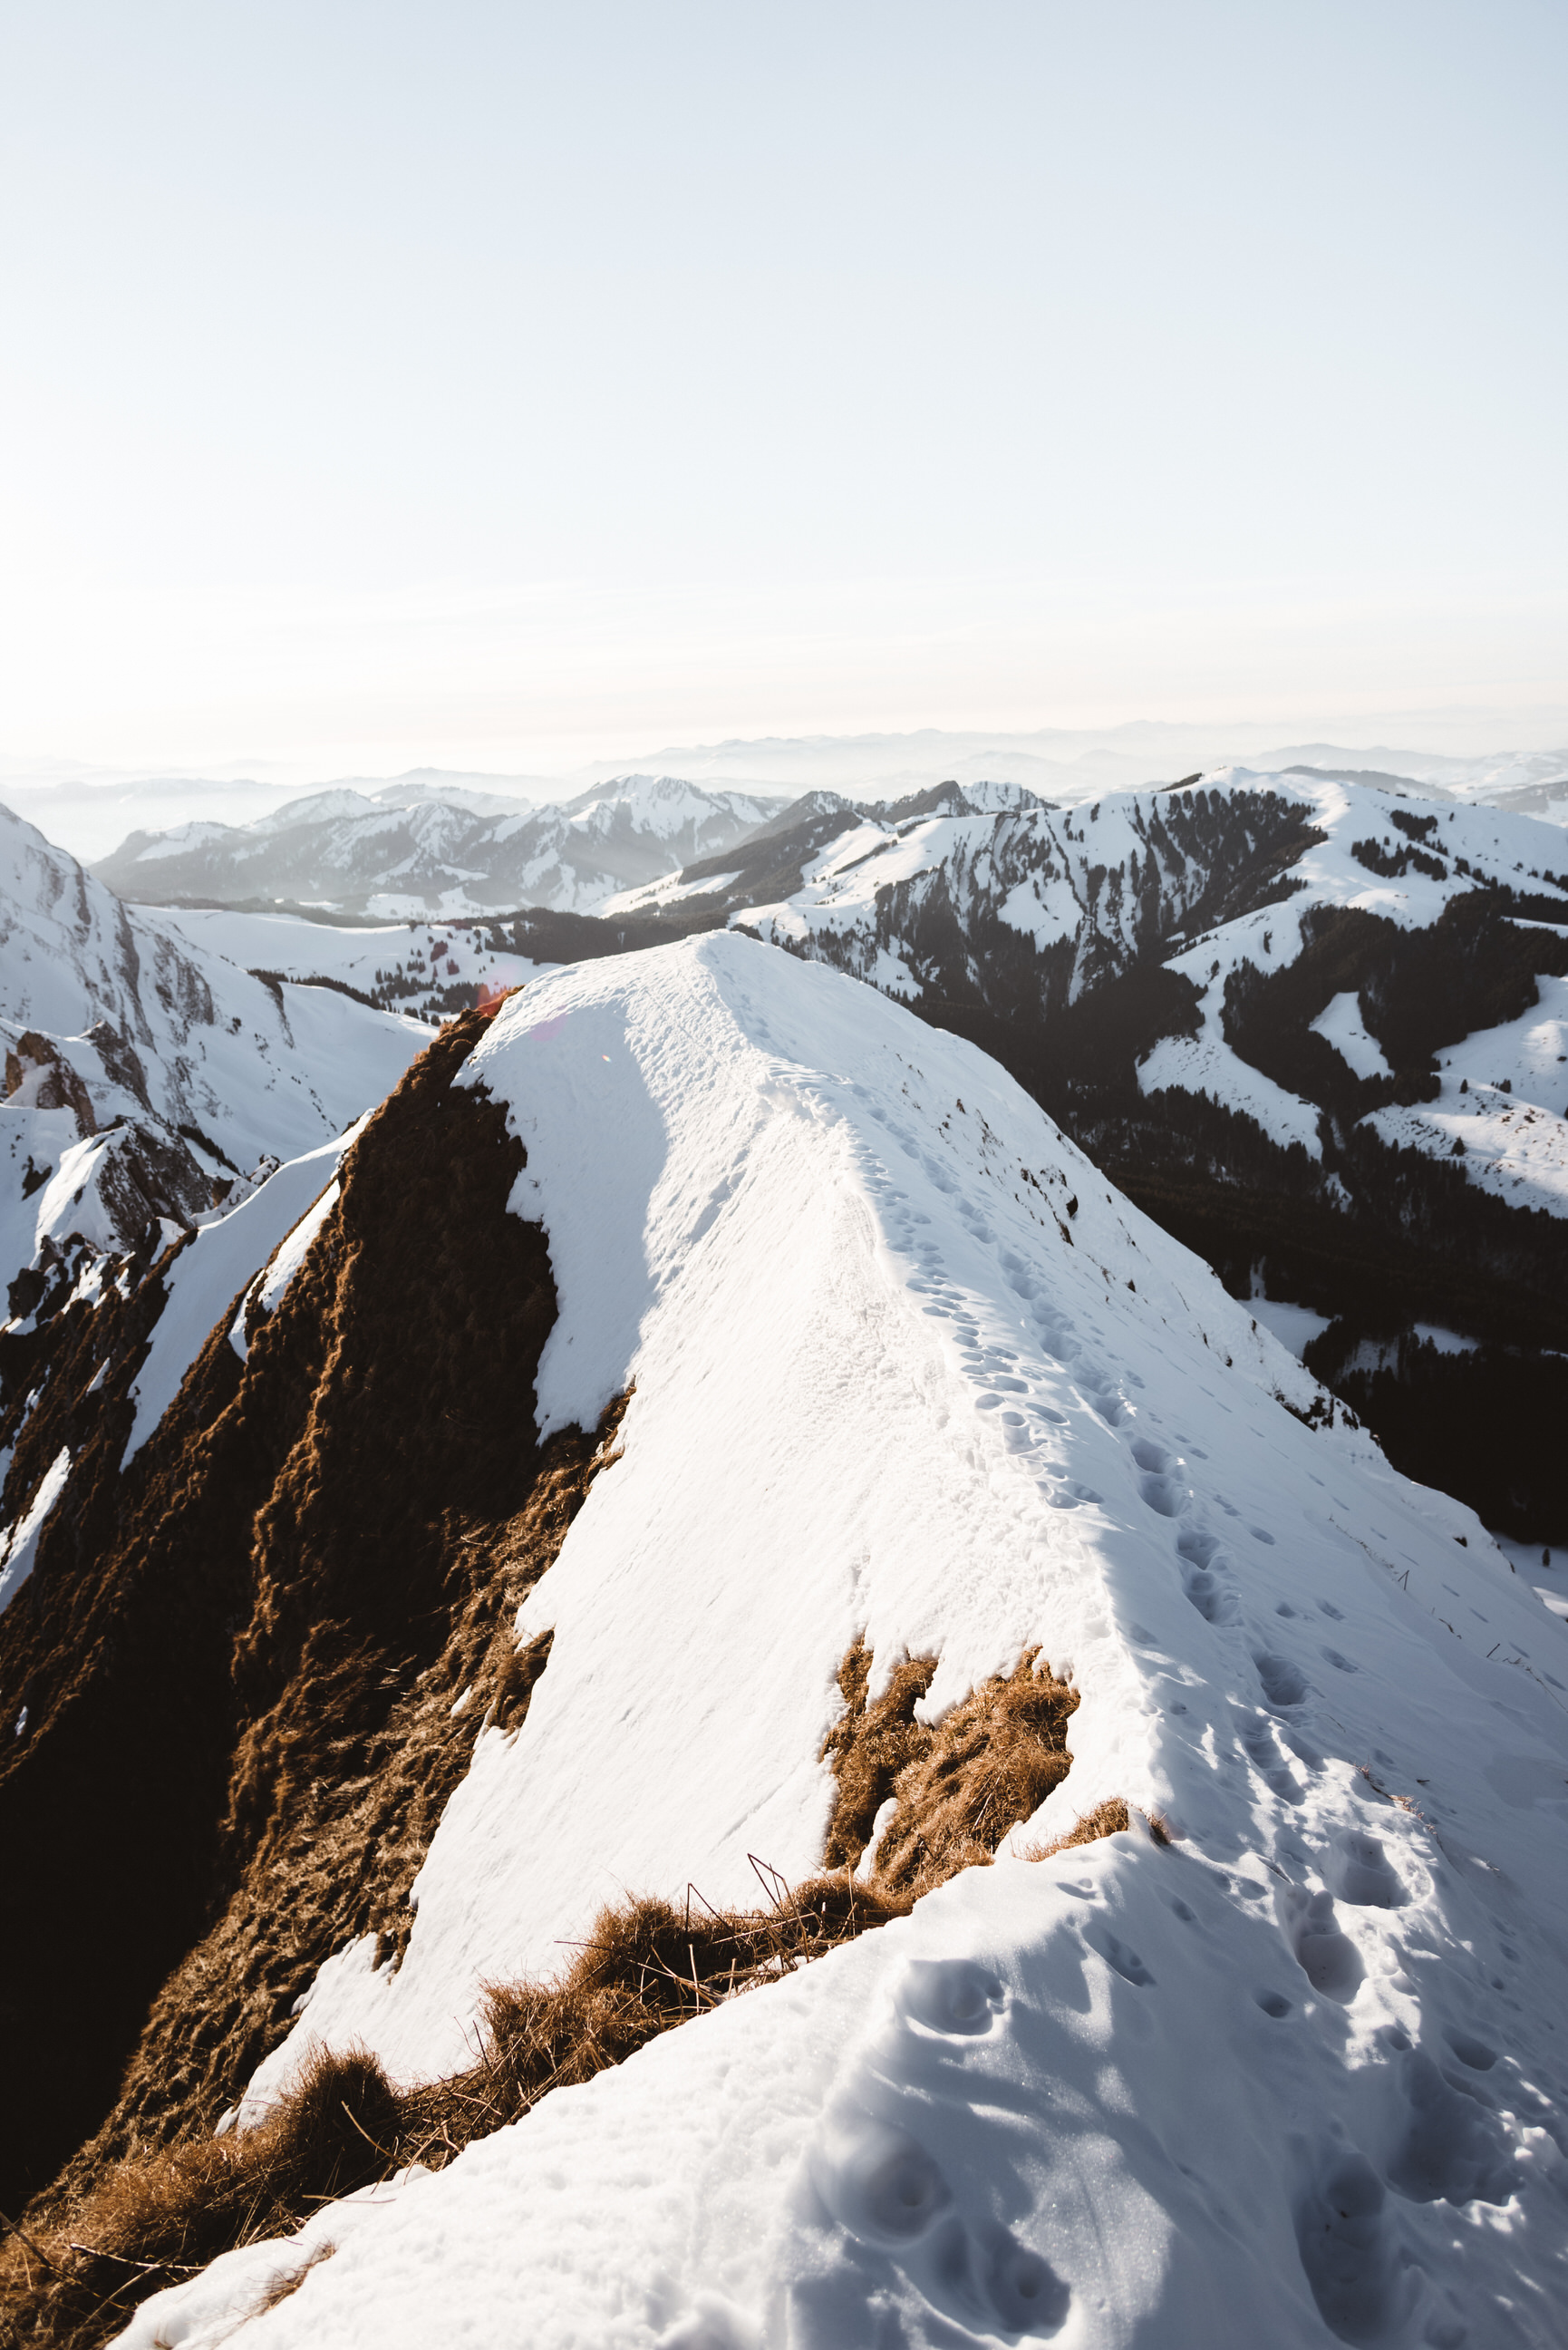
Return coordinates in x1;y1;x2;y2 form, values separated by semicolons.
898;1958;1008;2037
1293;2150;1404;2343
1277;1885;1365;2003
1044;1480;1102;1510
1324;1829;1405;1910
814;2120;953;2247
1138;1471;1186;1519
1235;1712;1304;1803
1253;1650;1309;1708
801;2116;1070;2342
1081;1921;1155;1986
1181;1558;1236;1625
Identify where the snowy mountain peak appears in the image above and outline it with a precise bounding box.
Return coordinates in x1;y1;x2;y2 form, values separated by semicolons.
90;773;793;918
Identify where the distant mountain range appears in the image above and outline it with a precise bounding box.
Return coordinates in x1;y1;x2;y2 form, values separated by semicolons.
90;774;792;918
567;726;1568;819
4;726;1565;867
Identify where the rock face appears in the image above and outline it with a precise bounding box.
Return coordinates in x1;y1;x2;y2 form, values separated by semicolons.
90;774;791;918
0;1004;620;2213
3;936;1563;2350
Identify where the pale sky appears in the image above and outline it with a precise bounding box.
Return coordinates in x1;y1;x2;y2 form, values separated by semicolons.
2;0;1565;779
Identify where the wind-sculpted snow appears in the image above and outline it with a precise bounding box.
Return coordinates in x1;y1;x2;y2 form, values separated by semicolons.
129;936;1568;2350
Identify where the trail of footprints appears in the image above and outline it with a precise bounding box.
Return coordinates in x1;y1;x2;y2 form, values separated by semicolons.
790;1957;1074;2345
827;1099;1568;2345
874;1170;1567;2344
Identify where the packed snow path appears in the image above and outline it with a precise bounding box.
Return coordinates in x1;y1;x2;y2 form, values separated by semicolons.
127;936;1568;2349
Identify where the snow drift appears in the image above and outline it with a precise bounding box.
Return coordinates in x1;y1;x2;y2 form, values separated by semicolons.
101;934;1568;2350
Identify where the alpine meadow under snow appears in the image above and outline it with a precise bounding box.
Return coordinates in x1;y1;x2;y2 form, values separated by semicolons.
81;935;1568;2350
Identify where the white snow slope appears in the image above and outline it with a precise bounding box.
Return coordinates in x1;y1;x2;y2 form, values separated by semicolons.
121;935;1568;2350
150;904;553;1027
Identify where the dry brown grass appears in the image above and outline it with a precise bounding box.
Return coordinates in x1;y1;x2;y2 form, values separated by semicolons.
0;1869;910;2350
1;1005;640;2234
251;2239;336;2314
0;1625;1158;2347
0;2047;394;2345
490;1627;555;1733
0;1004;605;2216
1018;1798;1172;1860
822;1639;1079;1893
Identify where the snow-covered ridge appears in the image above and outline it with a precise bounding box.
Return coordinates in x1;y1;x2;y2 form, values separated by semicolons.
131;934;1568;2350
0;806;428;1145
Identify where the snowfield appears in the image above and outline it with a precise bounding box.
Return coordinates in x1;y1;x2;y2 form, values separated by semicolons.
152;903;550;1003
116;935;1568;2350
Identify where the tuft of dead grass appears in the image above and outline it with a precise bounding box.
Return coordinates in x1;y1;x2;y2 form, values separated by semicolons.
823;1640;1078;1894
2;1628;1158;2348
251;2238;335;2315
0;1867;910;2350
1018;1798;1172;1860
819;1641;937;1869
1;2047;393;2345
490;1627;555;1733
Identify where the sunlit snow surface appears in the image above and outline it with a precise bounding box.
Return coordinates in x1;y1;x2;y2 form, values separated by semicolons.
123;937;1568;2350
120;1131;361;1462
